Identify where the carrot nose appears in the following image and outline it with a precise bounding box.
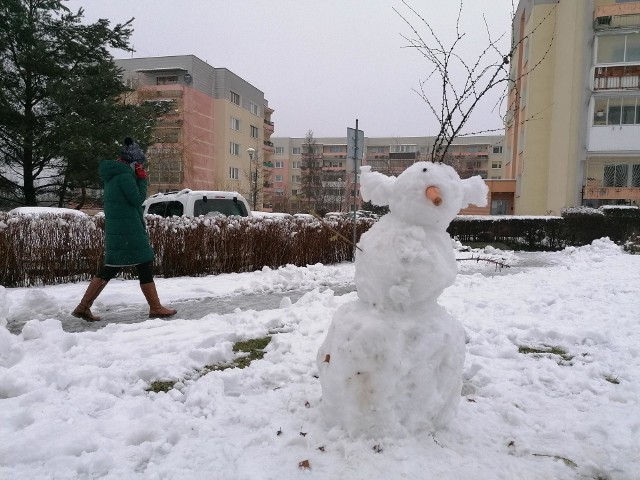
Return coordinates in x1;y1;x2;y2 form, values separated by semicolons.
426;186;442;206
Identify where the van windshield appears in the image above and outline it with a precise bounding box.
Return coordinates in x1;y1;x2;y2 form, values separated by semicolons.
193;198;248;217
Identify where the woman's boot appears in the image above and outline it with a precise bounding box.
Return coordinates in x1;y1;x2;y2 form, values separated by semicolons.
72;277;108;322
140;282;177;318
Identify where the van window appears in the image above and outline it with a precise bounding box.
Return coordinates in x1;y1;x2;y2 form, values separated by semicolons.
193;198;248;217
147;201;184;217
147;202;167;216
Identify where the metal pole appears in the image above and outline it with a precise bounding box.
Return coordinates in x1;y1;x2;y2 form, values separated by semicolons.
352;119;358;261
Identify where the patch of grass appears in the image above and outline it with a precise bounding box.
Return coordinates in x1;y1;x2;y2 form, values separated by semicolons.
203;336;273;372
146;380;177;393
518;344;574;363
145;336;273;393
532;453;577;468
604;374;620;384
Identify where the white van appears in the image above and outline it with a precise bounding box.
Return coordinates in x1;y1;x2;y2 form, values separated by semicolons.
143;189;252;218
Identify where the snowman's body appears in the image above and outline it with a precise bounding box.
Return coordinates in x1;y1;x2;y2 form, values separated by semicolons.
317;162;488;438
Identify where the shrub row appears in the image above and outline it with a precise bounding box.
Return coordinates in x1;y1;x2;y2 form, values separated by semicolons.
447;206;640;251
2;206;639;288
0;213;373;288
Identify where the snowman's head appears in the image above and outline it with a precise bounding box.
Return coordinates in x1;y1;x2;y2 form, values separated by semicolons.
360;162;488;227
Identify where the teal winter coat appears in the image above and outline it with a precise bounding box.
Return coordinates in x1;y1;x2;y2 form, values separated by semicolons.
99;159;154;266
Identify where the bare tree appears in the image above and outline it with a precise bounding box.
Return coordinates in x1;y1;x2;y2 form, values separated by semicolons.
300;130;325;212
395;0;556;162
246;147;264;211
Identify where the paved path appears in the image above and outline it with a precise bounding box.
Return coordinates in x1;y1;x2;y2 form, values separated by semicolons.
7;251;557;335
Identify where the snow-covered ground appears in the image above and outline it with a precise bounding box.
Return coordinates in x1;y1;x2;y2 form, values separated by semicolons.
1;239;639;479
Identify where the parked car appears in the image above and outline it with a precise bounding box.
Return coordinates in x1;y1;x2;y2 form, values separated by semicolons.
8;206;88;217
143;190;251;218
251;211;293;220
293;213;316;221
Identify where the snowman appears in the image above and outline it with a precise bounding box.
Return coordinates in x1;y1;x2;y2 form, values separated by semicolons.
317;161;488;438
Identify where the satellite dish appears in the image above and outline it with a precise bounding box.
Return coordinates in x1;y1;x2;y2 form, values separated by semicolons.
184;73;192;84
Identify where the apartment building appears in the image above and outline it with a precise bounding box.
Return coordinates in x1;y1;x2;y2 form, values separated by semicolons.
271;135;512;215
506;0;640;215
115;55;274;208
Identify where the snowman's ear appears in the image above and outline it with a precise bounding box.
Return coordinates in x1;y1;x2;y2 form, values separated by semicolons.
462;175;489;207
360;165;395;206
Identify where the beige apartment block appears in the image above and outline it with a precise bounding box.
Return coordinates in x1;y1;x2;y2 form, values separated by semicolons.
506;0;640;215
115;55;274;209
272;135;510;215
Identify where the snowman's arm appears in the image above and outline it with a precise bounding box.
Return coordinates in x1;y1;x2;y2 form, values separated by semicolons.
360;165;396;206
462;175;489;208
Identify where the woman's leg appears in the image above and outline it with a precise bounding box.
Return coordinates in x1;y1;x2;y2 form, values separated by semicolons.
72;266;120;322
135;261;177;318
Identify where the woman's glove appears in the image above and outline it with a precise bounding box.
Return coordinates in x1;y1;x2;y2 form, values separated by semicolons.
134;163;148;180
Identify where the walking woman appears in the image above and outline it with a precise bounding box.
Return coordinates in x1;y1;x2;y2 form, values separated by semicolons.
72;138;177;321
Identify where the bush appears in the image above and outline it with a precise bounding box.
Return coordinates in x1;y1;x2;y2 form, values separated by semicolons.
0;212;373;287
3;205;639;287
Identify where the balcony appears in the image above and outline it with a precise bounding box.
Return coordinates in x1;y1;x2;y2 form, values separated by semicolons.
588;123;640;152
263;119;275;134
594;3;640;30
583;180;640;200
594;65;640;90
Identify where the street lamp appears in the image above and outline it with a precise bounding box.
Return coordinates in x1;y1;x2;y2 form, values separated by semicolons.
247;147;256;210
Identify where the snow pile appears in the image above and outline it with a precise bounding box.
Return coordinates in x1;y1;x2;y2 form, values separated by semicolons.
317;163;488;437
0;240;639;478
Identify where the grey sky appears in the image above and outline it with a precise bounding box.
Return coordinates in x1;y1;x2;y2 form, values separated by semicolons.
65;0;513;138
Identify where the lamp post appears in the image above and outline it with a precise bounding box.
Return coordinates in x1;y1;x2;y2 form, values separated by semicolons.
247;147;256;210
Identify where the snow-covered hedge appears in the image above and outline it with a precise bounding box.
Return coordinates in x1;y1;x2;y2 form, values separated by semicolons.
0;212;373;287
448;206;640;250
3;205;639;287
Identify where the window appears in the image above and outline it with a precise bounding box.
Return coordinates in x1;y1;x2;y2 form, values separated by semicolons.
275;175;283;182
147;201;184;217
291;189;298;196
368;146;385;153
230;117;240;131
593;96;640;125
194;199;248;217
491;161;502;169
275;146;284;155
390;145;416;153
230;142;240;156
596;33;640;64
292;147;301;155
229;167;239;180
250;102;259;115
604;164;628;187
492;146;503;154
292;161;301;169
156;75;178;85
230;91;240;105
275;161;284;168
328;146;342;153
250;125;259;138
633;164;640;187
157;131;180;143
275;189;284;196
291;175;301;183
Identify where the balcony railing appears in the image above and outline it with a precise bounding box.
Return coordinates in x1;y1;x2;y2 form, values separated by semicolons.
594;65;640;90
584;180;640;200
594;3;640;30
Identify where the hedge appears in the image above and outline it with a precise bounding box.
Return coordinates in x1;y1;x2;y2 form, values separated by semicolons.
2;205;639;288
0;213;372;287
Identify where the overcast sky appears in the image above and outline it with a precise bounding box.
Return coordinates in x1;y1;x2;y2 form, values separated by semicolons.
65;0;514;138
